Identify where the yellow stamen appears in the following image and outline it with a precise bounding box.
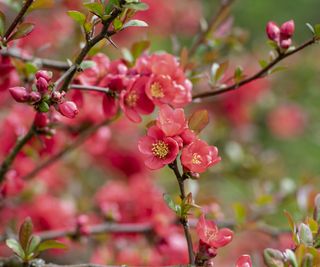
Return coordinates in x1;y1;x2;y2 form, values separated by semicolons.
150;82;164;98
192;153;202;164
126;91;138;107
152;141;169;159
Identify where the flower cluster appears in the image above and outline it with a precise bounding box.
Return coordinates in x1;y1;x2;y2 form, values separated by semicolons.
266;20;295;49
9;70;78;119
77;52;192;123
138;105;221;172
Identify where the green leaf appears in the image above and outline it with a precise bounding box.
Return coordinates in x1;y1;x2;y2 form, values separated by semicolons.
188;109;209;134
131;40;150;61
6;239;25;259
9;23;34;41
284;210;295;233
270;66;287;75
84;2;104;18
314;24;320;38
38;102;50;113
19;217;33;251
113;18;123;31
28;0;54;13
285;249;298;267
123;2;149;11
80;60;96;70
234;66;244;83
299;223;313;246
163;194;178;213
27;235;41;255
302;253;314;267
36;240;67;252
123;19;148;29
306;23;315;34
0;11;5;36
263;248;284;267
67;10;86;25
25;62;38;76
105;0;119;14
259;59;268;69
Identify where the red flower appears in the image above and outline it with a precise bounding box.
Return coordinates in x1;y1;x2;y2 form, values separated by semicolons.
146;75;175;106
236;254;252;267
181;139;221;173
156;104;187;137
120;76;154;123
196;214;233;249
138;126;179;170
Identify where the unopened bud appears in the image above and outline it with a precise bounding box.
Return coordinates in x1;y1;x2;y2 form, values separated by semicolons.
35;70;52;82
280;38;292;49
34;112;49;128
280;20;295;39
266;21;280;41
58;101;79;119
51;91;65;103
36;77;49;93
9;87;29;103
29;91;42;103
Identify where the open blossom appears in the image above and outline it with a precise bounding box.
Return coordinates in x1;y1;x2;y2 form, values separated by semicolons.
196;214;233;249
138;126;179;169
156;104;186;136
120;76;154;123
146;75;175;106
236;255;252;267
181;139;221;173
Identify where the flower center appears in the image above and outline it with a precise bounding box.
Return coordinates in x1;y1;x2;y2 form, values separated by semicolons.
152;141;169;159
150;82;164;98
126;91;138;107
192;153;202;164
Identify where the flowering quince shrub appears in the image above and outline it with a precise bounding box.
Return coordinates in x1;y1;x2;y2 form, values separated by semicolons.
0;1;319;267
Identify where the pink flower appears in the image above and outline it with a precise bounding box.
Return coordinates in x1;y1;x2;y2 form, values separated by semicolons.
181;139;221;173
120;76;154;123
280;20;295;39
9;87;29;103
266;21;280;42
35;70;52;82
138;126;179;169
236;255;252;267
196;214;233;249
146;75;175;106
58;101;79;119
156;104;186;136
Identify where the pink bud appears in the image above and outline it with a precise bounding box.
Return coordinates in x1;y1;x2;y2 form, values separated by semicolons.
34;112;48;128
9;87;29;102
29;91;41;103
52;91;65;103
36;77;49;93
280;20;295;39
58;101;79;119
280;38;292;49
266;21;280;41
35;70;52;82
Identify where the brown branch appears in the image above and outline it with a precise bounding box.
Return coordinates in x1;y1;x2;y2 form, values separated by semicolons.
189;0;236;57
0;126;35;183
70;84;111;95
192;37;318;100
169;160;195;265
22;119;111;181
2;0;34;44
0;49;70;71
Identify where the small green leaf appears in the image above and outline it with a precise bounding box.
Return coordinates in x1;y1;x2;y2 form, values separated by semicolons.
163;194;178;213
27;235;41;255
314;24;320;38
259;59;268;69
105;0;120;14
9;23;34;41
6;239;25;258
19;217;33;251
84;2;104;18
285;249;298;267
67;10;86;25
25;62;38;76
38;102;50;113
0;11;5;36
131;40;150;61
263;248;284;267
306;23;315;34
80;60;96;70
28;0;54;13
123;2;149;11
302;253;314;267
234;66;244;83
284;210;296;234
270;66;287;75
36;240;67;252
188;109;209;134
123;19;148;29
113;18;123;31
299;223;313;246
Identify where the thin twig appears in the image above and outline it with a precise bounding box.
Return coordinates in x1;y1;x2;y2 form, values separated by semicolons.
169;160;195;265
0;49;70;71
70;84;111;95
189;0;236;57
22;119;110;181
192;38;317;100
0;126;35;183
2;0;34;44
